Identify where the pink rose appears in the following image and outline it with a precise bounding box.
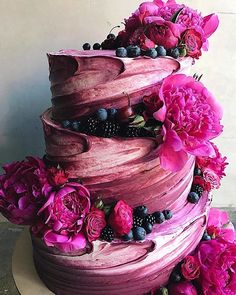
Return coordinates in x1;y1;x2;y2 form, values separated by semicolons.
196;143;228;188
85;207;106;242
169;281;198;295
108;200;133;236
197;239;236;295
0;157;49;225
181;255;200;281
38;182;90;252
154;74;223;172
145;17;180;49
47;166;68;187
181;29;203;59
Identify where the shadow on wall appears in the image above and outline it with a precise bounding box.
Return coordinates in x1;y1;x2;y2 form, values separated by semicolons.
0;73;50;167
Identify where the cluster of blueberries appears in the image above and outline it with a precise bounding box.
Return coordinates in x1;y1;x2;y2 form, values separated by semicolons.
187;167;205;204
123;205;173;242
116;45;181;59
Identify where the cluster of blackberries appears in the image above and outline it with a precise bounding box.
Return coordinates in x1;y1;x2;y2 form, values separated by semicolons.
116;45;182;59
61;107;153;139
122;205;173;242
187;167;205;204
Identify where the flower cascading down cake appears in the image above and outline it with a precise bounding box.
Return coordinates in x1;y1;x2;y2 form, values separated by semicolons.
0;1;234;295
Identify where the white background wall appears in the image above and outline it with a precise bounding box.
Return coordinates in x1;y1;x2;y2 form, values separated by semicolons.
0;0;235;207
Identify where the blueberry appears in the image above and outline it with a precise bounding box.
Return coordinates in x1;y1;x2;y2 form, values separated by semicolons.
96;108;108;121
107;108;117;119
82;43;91;50
194;167;203;176
163;209;173;220
187;191;200;204
107;33;116;40
153;211;165;224
116;47;127;58
134;205;148;219
133;226;146;241
168;48;180;59
202;232;211;241
170;270;182;282
93;43;101;50
145;48;158;58
127;45;141;57
156;46;167;57
71;121;81;131
61;120;71;128
142;221;153;234
122;230;133;241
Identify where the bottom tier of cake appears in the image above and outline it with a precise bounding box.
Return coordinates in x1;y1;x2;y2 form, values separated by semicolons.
32;192;210;295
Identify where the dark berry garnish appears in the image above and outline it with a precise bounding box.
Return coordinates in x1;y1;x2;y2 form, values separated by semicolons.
170;270;182;282
202;231;211;241
100;225;114;242
187;191;200;204
116;47;128;58
144;48;158;59
101;38;117;50
71;121;81;131
127;45;141;57
143;214;155;226
81;117;100;135
134;205;148;219
142;221;153;234
194;167;203;176
133;226;146;241
93;43;101;50
168;47;180;59
153;211;165;224
82;43;91;50
122;127;142;137
191;184;204;197
107;33;116;40
61;120;71;129
107;108;117;119
122;230;133;241
156;46;167;56
97;121;120;138
96;108;108;121
163;209;173;220
133;215;143;228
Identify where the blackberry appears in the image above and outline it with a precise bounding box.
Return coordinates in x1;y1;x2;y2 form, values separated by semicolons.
97;121;120;137
81;117;100;135
192;184;204;197
143;214;155;226
100;225;114;242
133;215;143;228
123;127;151;138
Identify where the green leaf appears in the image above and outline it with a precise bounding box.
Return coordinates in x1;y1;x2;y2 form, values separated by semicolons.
129;115;146;128
171;7;184;23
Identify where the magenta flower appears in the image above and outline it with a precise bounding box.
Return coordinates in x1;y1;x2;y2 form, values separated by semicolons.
168;281;198;295
0;157;49;225
154;74;223;172
196;143;228;188
197;239;236;295
38;182;90;252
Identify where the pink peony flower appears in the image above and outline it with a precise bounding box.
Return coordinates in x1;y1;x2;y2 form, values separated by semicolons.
197;239;236;295
196;143;228;188
108;200;133;236
38;182;90;252
168;281;198;295
181;255;200;281
181;28;203;59
0;157;49;225
154;74;223;172
85;207;106;242
144;17;181;49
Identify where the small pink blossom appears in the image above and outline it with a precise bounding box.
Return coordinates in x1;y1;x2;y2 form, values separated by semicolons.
169;281;198;295
154;74;223;171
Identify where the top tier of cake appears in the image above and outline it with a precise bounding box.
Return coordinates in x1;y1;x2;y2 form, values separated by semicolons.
48;49;193;120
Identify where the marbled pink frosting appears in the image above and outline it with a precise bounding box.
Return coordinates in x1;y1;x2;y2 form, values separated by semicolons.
34;50;207;294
